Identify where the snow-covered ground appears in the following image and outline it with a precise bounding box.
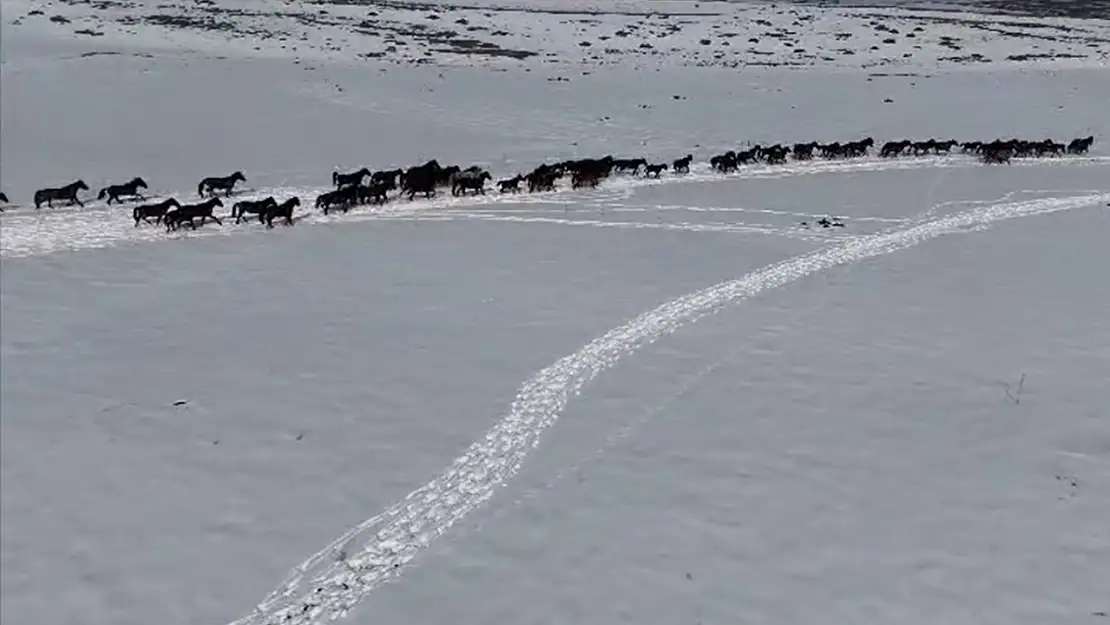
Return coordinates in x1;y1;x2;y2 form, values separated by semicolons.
2;1;1109;625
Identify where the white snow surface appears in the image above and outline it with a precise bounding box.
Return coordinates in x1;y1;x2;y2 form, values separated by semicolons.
2;2;1110;625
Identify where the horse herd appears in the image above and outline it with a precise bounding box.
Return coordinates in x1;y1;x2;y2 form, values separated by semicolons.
0;134;1096;230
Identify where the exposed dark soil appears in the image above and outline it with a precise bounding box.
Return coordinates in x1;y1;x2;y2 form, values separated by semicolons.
740;0;1110;20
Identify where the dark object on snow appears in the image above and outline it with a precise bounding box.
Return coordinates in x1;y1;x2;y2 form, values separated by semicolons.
261;197;300;228
98;177;148;204
34;179;89;209
197;171;245;198
165;198;224;231
133;198;180;226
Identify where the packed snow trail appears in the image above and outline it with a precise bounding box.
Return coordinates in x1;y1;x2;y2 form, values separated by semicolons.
230;190;1110;625
5;155;1108;258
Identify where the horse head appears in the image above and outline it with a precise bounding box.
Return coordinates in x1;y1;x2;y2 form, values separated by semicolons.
210;198;225;208
134;177;148;188
76;180;89;191
232;171;246;182
288;197;301;208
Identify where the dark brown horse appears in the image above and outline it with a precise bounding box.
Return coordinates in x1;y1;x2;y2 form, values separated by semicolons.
133;198;181;226
98;177;148;204
165;198;224;231
34;180;89;209
197;171;246;198
262;197;300;228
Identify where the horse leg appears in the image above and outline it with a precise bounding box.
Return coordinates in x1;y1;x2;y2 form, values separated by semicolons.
75;196;84;207
211;215;223;226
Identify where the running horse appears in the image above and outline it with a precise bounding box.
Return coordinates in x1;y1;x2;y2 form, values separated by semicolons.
197;171;246;198
98;177;149;205
34;180;89;209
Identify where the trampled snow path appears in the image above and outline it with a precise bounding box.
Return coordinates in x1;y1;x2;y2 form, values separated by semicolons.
4;154;1108;258
230;188;1110;625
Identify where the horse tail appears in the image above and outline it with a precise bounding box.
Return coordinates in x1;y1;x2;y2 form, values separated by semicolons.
197;181;206;197
98;188;108;200
332;171;340;187
133;206;141;221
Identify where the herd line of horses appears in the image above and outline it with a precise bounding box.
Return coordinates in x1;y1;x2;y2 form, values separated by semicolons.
0;135;1096;231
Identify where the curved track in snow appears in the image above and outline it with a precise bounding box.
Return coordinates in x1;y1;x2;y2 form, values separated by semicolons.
229;183;1110;624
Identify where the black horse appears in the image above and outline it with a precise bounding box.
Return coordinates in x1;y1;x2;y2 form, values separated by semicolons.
232;196;277;224
572;170;602;189
372;169;403;187
498;175;523;193
316;186;358;214
197;171;246;198
672;155;693;174
644;163;668;178
34;180;89;209
333;167;371;189
0;191;8;207
165;198;224;231
356;181;391;205
98;177;148;204
450;170;492;196
1067;136;1094;155
133;198;181;226
261;197;300;228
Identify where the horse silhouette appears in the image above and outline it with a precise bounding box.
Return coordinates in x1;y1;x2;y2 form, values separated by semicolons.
333;167;371;189
262;197;300;228
133;198;181;226
197;171;246;198
165;197;224;230
34;180;89;209
98;177;148;204
232;196;277;224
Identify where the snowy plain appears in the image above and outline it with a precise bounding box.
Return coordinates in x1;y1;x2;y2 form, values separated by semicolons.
2;0;1110;624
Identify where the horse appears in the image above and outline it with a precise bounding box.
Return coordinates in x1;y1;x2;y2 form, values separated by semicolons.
197;171;246;197
672;154;693;174
34;180;89;209
0;191;8;208
356;181;391;205
792;143;818;161
371;169;404;187
981;147;1013;165
97;177;148;204
402;170;437;200
571;170;602;189
525;167;560;193
644;163;668;178
133;198;181;226
880;140;910;158
762;145;789;164
262;197;300;228
612;158;647;175
333;167;371;189
498;175;523;193
1067;136;1094;155
316;186;358;214
231;196;277;224
450;170;492;196
165;198;224;231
